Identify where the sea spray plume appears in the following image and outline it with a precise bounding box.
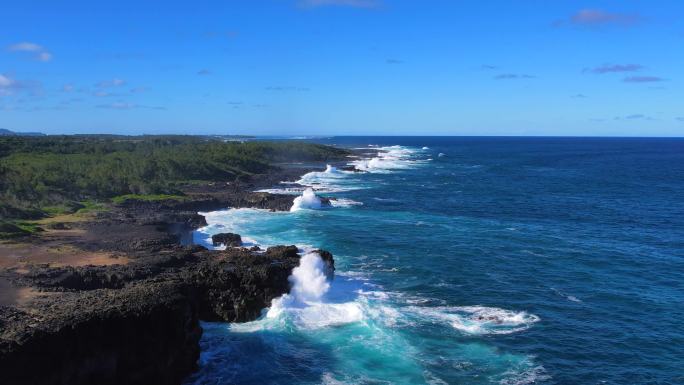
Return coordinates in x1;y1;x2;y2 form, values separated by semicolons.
290;188;323;211
288;252;331;302
324;164;338;173
263;252;365;329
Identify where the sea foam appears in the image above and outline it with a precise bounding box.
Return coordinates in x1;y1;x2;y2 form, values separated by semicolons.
233;252;366;331
329;198;363;208
294;164;362;193
290;188;324;211
350;145;426;173
406;305;540;335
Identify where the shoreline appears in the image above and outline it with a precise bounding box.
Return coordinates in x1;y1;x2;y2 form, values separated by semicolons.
0;159;350;385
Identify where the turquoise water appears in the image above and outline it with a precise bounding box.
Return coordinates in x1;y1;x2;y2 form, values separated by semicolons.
186;137;684;385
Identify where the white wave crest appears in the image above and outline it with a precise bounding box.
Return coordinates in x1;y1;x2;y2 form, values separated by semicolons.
294;165;362;193
329;198;363;208
255;186;304;195
290;188;324;211
349;145;426;173
499;365;551;385
406;305;540;335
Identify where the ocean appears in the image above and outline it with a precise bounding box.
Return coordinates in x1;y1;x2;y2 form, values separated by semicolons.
185;137;684;385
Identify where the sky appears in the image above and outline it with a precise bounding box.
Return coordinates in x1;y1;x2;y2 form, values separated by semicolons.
1;0;683;136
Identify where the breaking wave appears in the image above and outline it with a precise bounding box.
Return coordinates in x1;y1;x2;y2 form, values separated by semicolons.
349;145;427;173
294;164;363;193
290;188;324;211
405;305;540;335
329;198;363;208
232;252;366;331
255;186;304;195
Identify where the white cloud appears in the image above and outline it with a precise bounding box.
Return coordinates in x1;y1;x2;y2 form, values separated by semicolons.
8;42;43;52
97;102;137;110
37;52;52;62
0;74;41;97
96;102;165;110
0;74;15;88
7;42;53;62
0;74;18;96
96;78;127;88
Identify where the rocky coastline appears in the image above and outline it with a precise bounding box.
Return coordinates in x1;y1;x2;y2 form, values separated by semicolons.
0;167;338;385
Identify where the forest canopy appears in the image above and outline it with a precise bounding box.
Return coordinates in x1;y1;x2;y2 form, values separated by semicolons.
0;135;348;219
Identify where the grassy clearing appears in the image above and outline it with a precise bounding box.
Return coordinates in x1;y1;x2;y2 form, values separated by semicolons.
0;220;44;239
111;194;189;204
76;200;109;214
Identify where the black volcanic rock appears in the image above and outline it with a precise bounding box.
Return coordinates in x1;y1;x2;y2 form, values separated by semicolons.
315;249;336;277
47;222;72;230
188;248;301;322
341;165;364;173
265;245;300;259
211;233;242;247
0;244;335;385
115;190;296;214
0;282;201;385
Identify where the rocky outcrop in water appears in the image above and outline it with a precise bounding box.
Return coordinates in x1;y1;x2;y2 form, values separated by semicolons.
340;165;365;173
211;233;242;247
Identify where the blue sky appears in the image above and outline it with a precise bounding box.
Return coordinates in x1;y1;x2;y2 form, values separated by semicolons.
1;0;683;136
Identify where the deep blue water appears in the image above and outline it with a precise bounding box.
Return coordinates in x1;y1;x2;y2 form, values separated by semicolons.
187;137;684;385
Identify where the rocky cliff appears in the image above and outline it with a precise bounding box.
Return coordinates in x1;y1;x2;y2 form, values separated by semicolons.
0;243;334;385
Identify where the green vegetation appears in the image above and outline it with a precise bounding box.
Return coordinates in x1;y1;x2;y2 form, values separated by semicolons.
14;221;44;234
0;220;44;239
111;194;188;204
75;200;109;214
0;135;348;220
0;221;30;238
